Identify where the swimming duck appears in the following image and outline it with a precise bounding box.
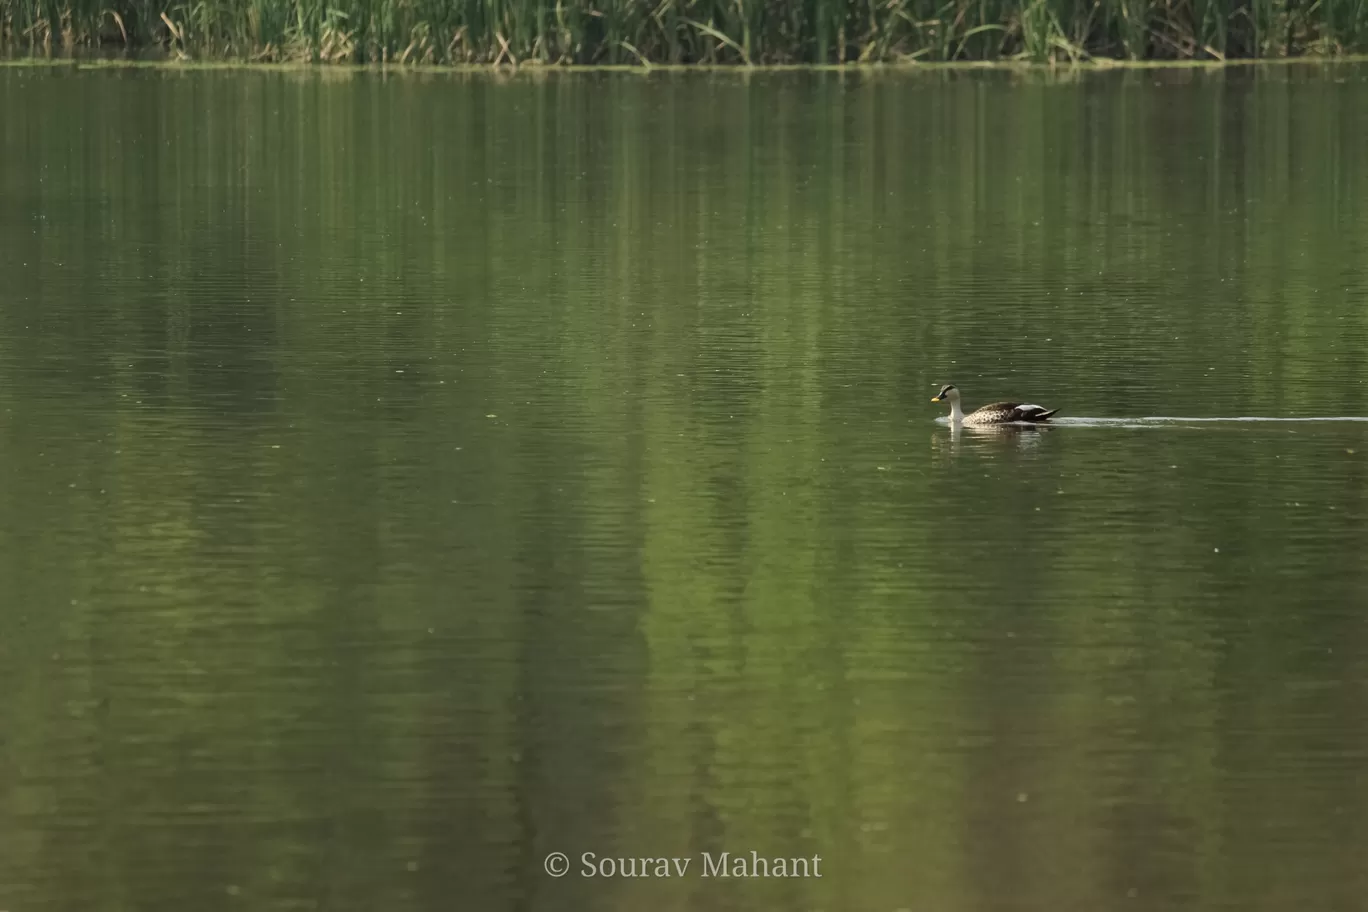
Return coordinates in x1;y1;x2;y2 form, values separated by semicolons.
931;384;1058;426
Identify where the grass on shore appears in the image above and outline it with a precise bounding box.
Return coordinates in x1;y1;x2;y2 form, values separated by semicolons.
3;0;1368;65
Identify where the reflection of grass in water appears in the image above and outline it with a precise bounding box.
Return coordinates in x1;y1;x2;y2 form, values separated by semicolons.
1;58;1367;912
4;0;1368;63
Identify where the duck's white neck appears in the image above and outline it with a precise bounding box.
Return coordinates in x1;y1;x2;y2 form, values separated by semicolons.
947;391;965;423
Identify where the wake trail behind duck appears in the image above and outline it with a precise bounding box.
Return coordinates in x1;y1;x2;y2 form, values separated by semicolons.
1050;416;1368;426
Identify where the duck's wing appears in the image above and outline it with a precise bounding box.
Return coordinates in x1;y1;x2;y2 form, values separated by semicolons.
971;402;1057;422
1009;403;1058;422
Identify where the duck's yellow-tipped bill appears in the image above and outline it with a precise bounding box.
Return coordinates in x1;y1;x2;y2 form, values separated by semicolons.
931;397;942;402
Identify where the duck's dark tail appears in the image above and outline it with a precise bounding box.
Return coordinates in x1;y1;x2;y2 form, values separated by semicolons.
1021;407;1058;422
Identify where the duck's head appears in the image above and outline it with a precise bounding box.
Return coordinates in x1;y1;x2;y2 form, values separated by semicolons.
931;384;959;404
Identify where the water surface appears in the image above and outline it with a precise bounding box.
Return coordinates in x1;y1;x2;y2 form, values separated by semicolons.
2;64;1368;912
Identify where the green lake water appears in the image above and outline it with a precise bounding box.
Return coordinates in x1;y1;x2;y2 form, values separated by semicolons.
2;63;1368;912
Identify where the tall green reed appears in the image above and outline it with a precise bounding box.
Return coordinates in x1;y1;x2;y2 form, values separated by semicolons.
3;0;1367;61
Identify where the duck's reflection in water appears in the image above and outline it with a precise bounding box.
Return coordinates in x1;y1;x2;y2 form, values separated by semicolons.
932;421;1054;460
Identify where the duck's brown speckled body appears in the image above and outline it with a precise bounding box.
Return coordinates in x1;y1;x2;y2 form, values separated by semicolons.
932;384;1058;426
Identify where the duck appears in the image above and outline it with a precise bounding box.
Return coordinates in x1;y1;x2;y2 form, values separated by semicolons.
931;384;1058;426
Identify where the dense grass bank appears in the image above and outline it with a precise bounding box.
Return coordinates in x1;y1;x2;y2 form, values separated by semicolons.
3;0;1368;64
